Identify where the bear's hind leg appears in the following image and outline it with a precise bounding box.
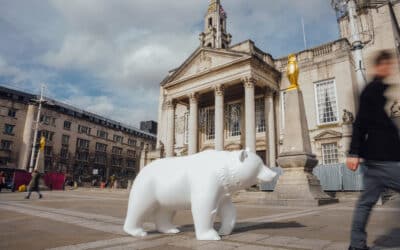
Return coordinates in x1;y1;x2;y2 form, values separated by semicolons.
155;209;180;234
218;196;236;236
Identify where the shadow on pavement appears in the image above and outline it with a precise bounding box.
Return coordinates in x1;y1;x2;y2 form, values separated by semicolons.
233;221;306;234
373;228;400;249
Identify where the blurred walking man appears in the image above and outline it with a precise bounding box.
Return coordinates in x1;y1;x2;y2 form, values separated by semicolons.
347;50;400;250
25;170;43;199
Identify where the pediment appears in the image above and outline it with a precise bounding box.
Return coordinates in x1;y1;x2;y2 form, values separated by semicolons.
314;130;342;140
164;48;248;84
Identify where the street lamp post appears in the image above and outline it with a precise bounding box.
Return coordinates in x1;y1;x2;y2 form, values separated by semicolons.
28;85;45;173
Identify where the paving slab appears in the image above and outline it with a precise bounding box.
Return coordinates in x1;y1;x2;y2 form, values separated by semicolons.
0;189;399;250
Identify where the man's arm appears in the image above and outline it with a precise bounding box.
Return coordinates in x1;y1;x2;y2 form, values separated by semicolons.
347;87;370;171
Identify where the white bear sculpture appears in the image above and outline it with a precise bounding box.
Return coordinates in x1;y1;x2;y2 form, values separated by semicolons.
123;149;277;241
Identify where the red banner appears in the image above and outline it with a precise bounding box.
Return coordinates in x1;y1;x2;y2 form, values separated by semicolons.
44;173;65;190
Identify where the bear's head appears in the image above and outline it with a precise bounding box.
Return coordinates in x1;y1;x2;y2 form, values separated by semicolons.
233;149;277;188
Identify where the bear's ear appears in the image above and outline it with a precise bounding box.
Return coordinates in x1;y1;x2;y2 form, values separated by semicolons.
239;150;248;162
245;147;250;152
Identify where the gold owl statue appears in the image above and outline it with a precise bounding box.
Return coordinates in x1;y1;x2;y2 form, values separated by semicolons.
286;54;299;90
39;136;46;151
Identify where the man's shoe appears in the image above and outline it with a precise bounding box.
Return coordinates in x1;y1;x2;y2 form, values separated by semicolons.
25;196;29;199
348;246;370;250
39;194;43;199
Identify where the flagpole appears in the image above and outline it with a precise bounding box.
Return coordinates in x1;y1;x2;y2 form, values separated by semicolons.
29;85;45;173
301;17;307;50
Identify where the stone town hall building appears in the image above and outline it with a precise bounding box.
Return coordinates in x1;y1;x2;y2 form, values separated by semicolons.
147;0;400;168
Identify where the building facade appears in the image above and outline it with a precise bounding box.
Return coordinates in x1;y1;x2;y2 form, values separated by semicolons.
0;86;156;183
151;0;400;168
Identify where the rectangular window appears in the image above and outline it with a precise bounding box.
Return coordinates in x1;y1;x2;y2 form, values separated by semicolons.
4;124;15;135
200;107;215;141
95;142;107;152
314;79;339;125
60;148;69;159
76;151;89;162
140;142;144;149
64;121;71;130
322;143;339;165
62;135;70;145
226;102;242;137
76;138;90;150
255;98;266;133
78;125;91;135
41;130;54;142
112;146;122;155
113;135;123;143
128;138;137;146
95;153;107;165
97;130;108;139
40;115;56;126
44;146;52;156
111;157;122;166
127;159;136;168
0;140;12;150
8;109;16;117
127;149;136;158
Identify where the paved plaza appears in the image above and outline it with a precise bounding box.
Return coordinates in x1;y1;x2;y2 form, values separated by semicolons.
0;189;399;250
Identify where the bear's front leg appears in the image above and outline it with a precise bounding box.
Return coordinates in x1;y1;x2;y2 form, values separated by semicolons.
191;193;221;241
217;195;236;236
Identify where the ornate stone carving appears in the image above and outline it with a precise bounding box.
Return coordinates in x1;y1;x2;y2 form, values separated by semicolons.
196;51;212;73
390;101;400;117
165;99;176;110
242;76;256;88
215;84;225;96
189;92;199;104
342;109;354;124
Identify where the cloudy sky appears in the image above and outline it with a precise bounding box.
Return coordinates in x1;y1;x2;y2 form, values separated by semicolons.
0;0;339;127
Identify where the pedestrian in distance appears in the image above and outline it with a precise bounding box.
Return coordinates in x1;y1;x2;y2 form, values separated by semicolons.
25;170;43;199
347;50;400;250
0;171;5;192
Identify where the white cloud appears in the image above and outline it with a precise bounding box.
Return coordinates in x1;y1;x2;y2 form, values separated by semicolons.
0;0;339;126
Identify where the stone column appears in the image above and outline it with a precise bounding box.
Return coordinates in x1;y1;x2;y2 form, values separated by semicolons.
214;84;224;151
243;77;256;153
271;89;337;206
188;93;199;155
166;99;176;157
18;104;36;170
265;89;276;167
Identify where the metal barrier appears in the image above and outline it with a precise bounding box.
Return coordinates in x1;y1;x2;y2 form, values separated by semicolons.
260;164;365;191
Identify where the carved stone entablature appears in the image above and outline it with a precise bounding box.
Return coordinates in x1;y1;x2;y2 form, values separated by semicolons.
188;92;199;103
215;84;225;96
314;130;343;141
242;76;256;88
225;143;243;151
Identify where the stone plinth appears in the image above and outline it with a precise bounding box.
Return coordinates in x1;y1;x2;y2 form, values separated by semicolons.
270;89;337;206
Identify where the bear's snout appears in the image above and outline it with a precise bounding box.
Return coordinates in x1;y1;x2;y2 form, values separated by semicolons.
257;167;277;183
